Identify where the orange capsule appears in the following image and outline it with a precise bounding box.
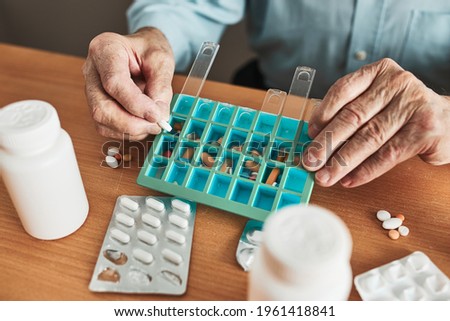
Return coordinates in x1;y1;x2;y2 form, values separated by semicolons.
395;214;405;222
388;230;400;240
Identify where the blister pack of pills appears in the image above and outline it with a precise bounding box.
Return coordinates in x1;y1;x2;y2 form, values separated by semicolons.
354;251;450;300
89;196;196;295
236;220;264;271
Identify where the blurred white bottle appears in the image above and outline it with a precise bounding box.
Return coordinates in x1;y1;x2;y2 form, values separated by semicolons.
0;100;89;240
248;204;352;300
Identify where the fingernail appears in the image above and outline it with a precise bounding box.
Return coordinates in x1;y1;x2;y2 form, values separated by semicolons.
341;176;352;187
316;169;330;184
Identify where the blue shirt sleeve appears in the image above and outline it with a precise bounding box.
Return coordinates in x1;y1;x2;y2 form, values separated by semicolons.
127;0;245;71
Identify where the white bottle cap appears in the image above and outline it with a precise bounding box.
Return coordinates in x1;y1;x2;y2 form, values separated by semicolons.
0;100;60;155
261;204;352;283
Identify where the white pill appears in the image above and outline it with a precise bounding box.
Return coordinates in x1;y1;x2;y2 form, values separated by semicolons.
105;155;119;169
142;214;161;228
133;248;154;264
166;230;186;245
145;197;165;212
120;197;139;211
398;226;410;236
107;146;120;156
171;199;190;214
158;120;173;132
115;213;135;227
162;248;183;265
111;228;130;244
169;214;188;229
137;230;157;245
376;210;391;222
382;218;403;230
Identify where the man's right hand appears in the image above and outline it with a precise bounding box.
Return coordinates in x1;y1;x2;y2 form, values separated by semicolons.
83;27;175;140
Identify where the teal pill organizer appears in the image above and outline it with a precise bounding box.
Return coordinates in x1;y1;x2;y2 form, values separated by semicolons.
137;42;316;221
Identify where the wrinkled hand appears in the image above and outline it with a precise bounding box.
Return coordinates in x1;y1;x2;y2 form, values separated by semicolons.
303;58;450;187
83;27;175;140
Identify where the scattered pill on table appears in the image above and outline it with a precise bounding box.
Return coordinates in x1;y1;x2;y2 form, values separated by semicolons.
105;155;119;169
395;214;405;222
123;153;132;162
114;153;122;163
376;210;391;222
388;229;400;240
107;146;120;156
398;226;410;237
382;217;403;230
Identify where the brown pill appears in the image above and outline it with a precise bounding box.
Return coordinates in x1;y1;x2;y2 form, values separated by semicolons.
114;153;122;162
266;168;280;185
220;158;232;172
162;150;172;158
201;152;215;167
173;122;184;132
388;229;400;240
244;160;260;172
182;147;194;160
123;153;132;162
395;214;405;222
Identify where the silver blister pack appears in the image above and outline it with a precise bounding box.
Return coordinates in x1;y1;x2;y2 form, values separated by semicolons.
89;195;196;295
236;220;264;272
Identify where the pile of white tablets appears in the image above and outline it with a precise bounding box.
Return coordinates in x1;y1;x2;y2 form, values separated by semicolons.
89;195;196;295
376;210;410;240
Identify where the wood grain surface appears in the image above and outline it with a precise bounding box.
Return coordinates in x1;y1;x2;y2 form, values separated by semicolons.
0;44;449;300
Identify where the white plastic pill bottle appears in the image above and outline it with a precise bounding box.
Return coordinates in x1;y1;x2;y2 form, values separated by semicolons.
248;204;353;300
0;100;89;240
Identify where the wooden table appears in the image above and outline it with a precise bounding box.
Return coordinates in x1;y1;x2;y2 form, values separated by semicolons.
0;44;449;301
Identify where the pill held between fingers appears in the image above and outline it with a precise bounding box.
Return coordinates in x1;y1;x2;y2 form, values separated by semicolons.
142;214;161;228
120;197;139;211
388;229;400;240
137;230;157;245
115;213;135;227
166;230;186;245
111;228;131;244
107;146;120;156
376;210;391;222
171;199;191;214
398;226;410;237
162;248;183;265
105;155;119;169
158;120;173;132
145;197;165;212
133;248;154;264
169;214;189;229
395;214;405;222
382;217;403;230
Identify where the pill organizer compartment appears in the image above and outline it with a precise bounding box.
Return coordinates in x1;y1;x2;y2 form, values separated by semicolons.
354;251;450;300
137;94;315;221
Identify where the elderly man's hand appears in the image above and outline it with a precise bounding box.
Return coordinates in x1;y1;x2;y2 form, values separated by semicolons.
83;27;175;140
303;58;450;187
